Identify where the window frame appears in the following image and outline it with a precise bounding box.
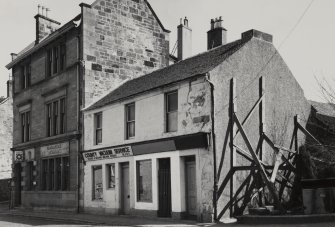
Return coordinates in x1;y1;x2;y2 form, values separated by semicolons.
165;90;178;132
41;156;70;191
46;42;66;77
106;163;116;189
46;97;66;137
94;112;103;145
125;103;135;140
21;62;31;90
136;159;152;202
21;110;31;143
92;165;103;200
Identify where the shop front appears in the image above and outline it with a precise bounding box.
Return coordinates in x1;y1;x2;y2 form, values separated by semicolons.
82;133;213;221
12;139;79;211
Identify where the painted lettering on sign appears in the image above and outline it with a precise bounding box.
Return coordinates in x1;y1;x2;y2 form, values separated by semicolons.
41;142;69;157
83;146;133;162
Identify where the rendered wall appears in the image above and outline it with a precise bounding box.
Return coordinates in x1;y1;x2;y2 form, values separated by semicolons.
211;37;311;218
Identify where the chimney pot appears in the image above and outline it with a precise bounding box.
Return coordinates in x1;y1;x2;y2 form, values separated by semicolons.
207;16;227;50
184;17;188;27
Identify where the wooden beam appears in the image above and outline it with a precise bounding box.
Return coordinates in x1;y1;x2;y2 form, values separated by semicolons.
229;78;236;217
234;93;265;139
271;152;282;183
217;169;234;199
297;122;323;145
233;113;284;212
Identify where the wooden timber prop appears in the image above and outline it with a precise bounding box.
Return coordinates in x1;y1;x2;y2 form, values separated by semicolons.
214;77;324;220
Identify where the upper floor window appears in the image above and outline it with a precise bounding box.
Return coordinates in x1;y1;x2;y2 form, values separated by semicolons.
126;103;135;139
21;62;31;89
21;111;31;143
47;43;66;77
166;91;178;132
47;97;66;137
94;112;102;145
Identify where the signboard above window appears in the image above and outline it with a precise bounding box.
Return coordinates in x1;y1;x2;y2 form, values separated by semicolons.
41;142;69;157
83;146;133;162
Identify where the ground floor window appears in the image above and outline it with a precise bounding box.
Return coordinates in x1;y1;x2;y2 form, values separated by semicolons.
136;160;152;202
92;165;103;200
41;156;70;191
106;164;115;189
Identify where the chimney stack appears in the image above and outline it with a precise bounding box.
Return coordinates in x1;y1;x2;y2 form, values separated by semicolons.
7;75;13;98
10;53;18;61
207;17;227;50
177;17;192;61
35;5;61;44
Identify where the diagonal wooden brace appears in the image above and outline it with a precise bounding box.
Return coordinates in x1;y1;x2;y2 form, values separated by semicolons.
234;113;285;212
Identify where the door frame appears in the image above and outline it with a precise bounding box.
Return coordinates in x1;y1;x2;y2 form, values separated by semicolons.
157;158;172;217
184;155;197;219
120;162;130;214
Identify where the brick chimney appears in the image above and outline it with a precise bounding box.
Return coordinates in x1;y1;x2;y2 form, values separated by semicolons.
177;17;192;61
35;12;61;44
207;17;227;50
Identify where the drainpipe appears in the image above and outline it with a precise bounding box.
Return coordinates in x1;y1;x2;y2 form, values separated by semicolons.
205;73;217;221
76;28;82;213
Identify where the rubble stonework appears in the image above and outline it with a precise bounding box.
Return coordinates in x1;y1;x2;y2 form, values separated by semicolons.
82;0;170;106
0;96;13;179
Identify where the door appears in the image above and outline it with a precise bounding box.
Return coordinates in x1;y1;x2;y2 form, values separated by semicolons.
158;158;171;217
120;163;130;214
185;157;197;217
14;163;22;207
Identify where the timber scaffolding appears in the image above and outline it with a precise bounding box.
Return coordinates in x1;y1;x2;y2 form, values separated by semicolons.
214;76;324;220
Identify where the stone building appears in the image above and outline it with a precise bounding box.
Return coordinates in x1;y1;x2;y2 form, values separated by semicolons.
0;80;13;179
0;80;13;202
81;20;311;222
6;0;169;211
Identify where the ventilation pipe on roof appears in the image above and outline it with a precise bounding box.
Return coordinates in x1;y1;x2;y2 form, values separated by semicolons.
177;17;192;61
207;17;227;50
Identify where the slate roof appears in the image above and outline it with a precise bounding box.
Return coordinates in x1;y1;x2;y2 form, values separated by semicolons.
85;37;250;111
310;101;335;118
6;14;80;69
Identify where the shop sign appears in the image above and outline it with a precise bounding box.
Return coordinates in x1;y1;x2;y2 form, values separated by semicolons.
25;148;35;161
83;146;133;162
41;142;69;157
14;151;24;162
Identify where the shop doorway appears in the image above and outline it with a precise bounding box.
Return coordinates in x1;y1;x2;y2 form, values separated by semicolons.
158;158;171;217
185;156;197;218
120;162;130;214
14;163;22;207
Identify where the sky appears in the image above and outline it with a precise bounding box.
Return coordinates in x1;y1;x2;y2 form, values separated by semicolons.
0;0;334;102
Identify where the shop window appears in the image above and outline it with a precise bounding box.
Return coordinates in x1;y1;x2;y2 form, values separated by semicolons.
46;97;66;137
136;160;152;202
92;165;103;200
21;111;31;143
126;103;135;139
106;164;115;189
94;112;102;145
41;156;70;191
165;91;178;132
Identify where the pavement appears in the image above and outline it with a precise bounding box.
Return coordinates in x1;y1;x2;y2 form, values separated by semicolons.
1;201;335;226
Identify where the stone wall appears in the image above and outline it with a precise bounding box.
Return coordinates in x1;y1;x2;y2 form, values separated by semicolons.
81;0;170;107
0;97;13;179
